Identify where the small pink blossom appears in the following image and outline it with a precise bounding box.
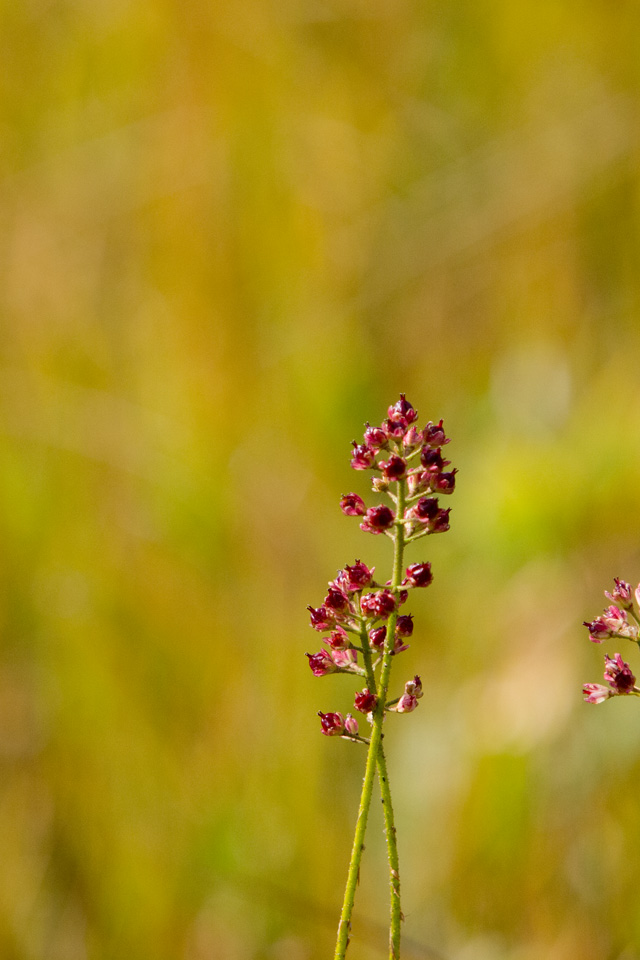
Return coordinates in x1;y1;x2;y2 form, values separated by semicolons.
583;683;612;704
340;493;366;516
318;711;345;736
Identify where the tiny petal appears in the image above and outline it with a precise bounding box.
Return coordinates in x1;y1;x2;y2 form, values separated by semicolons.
583;683;612;704
340;493;366;516
331;647;358;669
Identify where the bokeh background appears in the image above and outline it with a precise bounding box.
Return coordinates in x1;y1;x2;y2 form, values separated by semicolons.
1;2;640;958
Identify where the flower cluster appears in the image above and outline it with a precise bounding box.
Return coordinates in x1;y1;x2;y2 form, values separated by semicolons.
582;578;640;704
306;395;455;739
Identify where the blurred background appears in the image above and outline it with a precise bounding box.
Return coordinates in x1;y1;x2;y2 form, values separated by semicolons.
1;1;640;958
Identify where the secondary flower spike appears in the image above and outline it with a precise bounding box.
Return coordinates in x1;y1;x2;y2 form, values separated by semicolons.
304;395;456;960
582;577;640;705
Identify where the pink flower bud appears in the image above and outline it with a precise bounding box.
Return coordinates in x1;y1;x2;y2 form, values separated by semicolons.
354;688;378;713
344;714;359;736
369;626;386;649
395;693;418;713
404;563;433;588
420;447;449;472
387;394;418;425
605;578;634;609
340;493;366;516
318;711;345;736
422;419;450;447
350;442;376;470
404;675;423;698
363;423;388;451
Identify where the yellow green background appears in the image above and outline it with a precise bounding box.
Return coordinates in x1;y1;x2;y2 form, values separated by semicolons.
1;2;640;958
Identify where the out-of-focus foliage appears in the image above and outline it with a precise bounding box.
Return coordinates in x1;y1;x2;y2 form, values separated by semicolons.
1;1;640;958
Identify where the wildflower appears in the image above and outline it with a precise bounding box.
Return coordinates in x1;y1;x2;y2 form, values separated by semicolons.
364;423;388;451
404;563;433;588
306;651;338;676
387;394;418;426
603;653;636;694
605;578;634;609
318;711;345;736
341;493;366;516
379;454;408;481
354;688;378;713
422;420;450;447
360;504;395;534
344;560;374;592
583;683;612;703
350;442;376;470
361;590;396;619
344;714;359;736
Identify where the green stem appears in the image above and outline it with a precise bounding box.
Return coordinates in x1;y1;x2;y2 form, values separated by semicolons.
333;706;386;959
333;481;406;960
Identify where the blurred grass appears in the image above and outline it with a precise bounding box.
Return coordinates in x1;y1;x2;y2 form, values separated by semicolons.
1;1;640;958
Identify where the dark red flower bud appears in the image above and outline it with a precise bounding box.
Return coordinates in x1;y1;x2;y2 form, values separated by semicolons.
404;563;433;588
340;493;366;516
350;442;376;470
379;454;407;481
360;504;395;534
318;711;345;736
433;470;457;495
423;420;449;447
388;394;418;425
395;614;414;637
412;497;440;521
354;688;378;713
363;423;388;451
420;447;449;472
604;653;636;693
361;589;396;618
306;651;338;676
344;560;374;591
308;604;336;631
324;586;350;613
369;626;386;649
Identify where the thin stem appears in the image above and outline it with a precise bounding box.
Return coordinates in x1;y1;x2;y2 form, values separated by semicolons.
333;708;386;959
333;481;406;960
